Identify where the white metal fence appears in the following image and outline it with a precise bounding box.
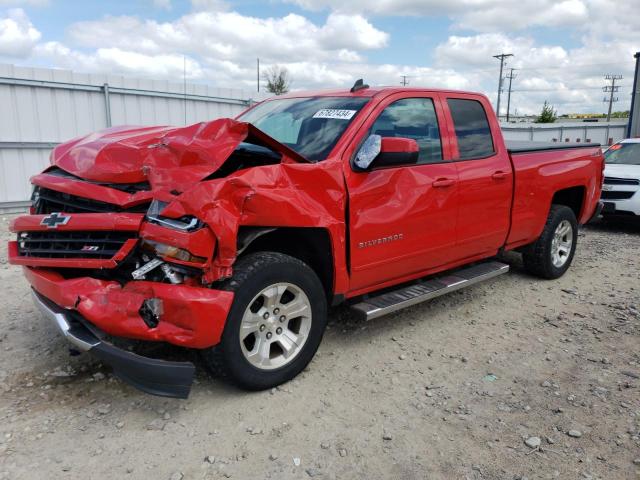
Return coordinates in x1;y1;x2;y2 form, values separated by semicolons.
501;122;628;146
0;64;254;210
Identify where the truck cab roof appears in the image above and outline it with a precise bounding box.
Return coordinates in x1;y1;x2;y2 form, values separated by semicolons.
275;86;485;100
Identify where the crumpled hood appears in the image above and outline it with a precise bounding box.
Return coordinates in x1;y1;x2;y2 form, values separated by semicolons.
50;118;307;190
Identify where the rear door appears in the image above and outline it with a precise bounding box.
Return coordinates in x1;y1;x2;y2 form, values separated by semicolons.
443;95;513;258
344;93;459;292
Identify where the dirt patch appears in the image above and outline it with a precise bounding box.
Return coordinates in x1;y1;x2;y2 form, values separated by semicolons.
1;216;639;479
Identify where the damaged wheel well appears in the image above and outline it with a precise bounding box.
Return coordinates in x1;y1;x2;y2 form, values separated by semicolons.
237;226;334;301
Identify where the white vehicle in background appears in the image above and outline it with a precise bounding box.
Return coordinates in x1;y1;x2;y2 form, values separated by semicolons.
601;138;640;220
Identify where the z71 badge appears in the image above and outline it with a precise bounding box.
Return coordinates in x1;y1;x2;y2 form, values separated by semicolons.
358;233;404;249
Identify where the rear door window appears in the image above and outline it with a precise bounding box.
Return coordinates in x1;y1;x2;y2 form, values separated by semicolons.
447;99;495;160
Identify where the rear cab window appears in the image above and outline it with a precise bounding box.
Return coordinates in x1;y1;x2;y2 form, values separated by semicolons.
447;98;495;160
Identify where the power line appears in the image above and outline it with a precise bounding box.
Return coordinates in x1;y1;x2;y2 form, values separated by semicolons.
441;61;632;76
400;75;410;86
493;53;513;118
514;61;631;72
603;74;623;121
512;85;630;92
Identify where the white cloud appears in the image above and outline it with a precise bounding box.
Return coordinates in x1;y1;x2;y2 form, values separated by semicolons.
433;30;637;115
6;0;636;115
65;11;387;64
319;13;388;50
35;41;205;79
0;8;40;57
286;0;592;30
454;0;589;31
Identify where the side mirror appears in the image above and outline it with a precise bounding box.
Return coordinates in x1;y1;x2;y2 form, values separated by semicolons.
354;134;381;170
354;135;419;171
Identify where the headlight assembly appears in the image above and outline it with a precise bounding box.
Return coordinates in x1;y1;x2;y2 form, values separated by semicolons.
141;239;207;264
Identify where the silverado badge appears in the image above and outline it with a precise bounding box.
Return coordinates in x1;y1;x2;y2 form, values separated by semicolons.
358;233;404;249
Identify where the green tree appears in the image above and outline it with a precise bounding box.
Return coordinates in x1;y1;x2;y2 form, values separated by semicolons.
535;101;557;123
263;65;291;95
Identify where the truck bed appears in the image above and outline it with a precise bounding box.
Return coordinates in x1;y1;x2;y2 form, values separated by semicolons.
506;140;601;153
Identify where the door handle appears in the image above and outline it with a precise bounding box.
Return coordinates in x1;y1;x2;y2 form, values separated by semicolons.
432;178;456;188
491;171;509;180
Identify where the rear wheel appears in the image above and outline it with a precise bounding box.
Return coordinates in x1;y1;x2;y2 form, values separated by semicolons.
523;205;578;279
201;252;327;390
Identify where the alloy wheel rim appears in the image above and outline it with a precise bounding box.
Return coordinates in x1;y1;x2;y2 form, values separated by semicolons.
550;220;573;268
239;282;312;370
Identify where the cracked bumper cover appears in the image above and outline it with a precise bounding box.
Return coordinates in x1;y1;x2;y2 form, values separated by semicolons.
23;267;234;349
32;289;196;398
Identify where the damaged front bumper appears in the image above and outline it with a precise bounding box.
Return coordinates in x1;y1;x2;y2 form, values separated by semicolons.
18;266;235;398
21;267;235;349
32;289;195;398
9;208;237;397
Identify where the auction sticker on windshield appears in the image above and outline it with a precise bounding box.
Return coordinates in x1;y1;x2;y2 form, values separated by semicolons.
312;109;357;120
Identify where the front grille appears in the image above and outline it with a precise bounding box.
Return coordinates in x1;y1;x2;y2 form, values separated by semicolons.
604;177;640;186
17;231;137;259
601;191;636;200
33;186;149;214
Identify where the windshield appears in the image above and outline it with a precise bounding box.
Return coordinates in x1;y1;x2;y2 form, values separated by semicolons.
238;96;369;161
604;142;640;165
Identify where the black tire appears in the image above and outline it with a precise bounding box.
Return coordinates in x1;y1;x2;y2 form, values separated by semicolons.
523;205;578;279
201;252;327;390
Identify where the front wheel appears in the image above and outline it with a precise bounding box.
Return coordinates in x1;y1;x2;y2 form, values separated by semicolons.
523;205;578;279
201;252;327;390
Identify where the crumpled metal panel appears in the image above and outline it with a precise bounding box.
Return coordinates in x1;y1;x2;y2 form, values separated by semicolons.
161;160;348;287
41;118;349;290
9;117;351;349
24;267;234;348
50;119;308;190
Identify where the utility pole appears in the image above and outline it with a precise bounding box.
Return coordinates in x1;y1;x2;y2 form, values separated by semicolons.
629;52;640;138
493;53;513;120
400;75;409;86
183;55;187;125
603;74;622;121
257;58;260;92
505;68;517;122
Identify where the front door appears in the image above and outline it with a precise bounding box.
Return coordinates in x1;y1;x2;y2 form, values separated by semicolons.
345;94;459;292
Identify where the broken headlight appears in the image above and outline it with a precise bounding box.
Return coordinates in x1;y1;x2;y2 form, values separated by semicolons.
146;200;204;232
141;239;207;264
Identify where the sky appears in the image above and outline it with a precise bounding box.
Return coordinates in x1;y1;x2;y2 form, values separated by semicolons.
0;0;638;115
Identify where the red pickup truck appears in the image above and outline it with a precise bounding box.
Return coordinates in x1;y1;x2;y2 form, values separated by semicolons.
9;82;604;398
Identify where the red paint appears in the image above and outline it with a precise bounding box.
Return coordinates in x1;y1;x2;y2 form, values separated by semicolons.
380;137;419;153
8;87;603;351
23;267;234;348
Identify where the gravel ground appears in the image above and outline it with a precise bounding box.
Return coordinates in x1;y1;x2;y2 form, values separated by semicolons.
0;215;639;480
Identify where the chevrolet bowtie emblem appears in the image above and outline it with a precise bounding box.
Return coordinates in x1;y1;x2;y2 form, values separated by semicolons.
40;212;71;229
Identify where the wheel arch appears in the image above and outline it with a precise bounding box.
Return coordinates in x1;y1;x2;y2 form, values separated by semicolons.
236;226;335;302
551;185;585;220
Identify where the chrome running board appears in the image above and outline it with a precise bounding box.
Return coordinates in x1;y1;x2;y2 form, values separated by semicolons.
350;261;509;321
